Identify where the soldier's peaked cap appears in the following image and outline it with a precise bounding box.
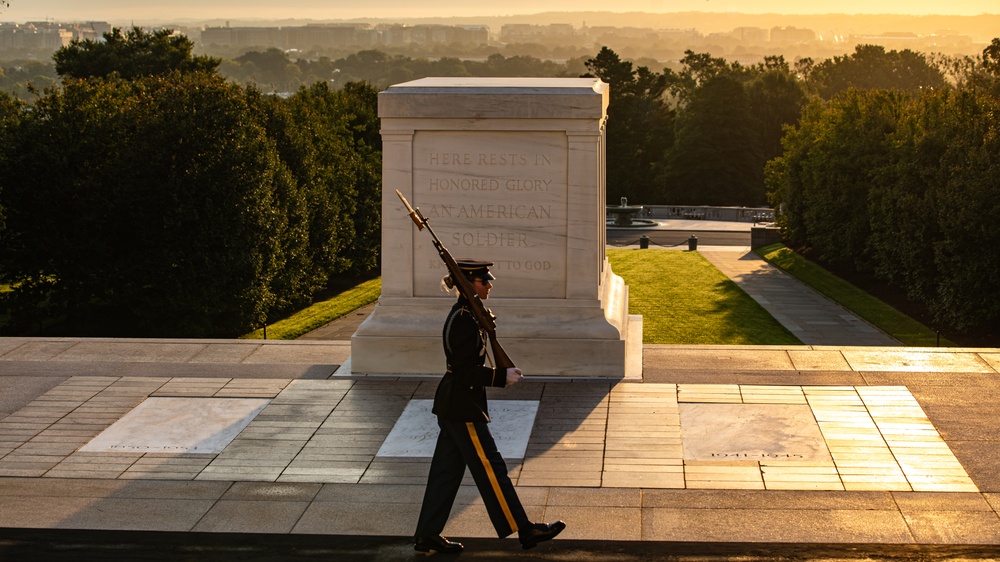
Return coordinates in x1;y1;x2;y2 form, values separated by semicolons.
456;259;496;281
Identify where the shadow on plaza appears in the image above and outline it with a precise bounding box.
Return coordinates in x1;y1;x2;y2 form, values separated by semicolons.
13;372;611;539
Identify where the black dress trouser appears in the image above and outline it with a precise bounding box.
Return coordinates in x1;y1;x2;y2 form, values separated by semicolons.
415;417;530;539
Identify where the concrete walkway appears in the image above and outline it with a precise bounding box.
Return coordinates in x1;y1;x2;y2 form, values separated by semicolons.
298;302;376;341
700;247;900;346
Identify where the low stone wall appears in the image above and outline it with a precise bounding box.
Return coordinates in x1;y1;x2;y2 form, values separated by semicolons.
618;205;774;222
750;226;783;248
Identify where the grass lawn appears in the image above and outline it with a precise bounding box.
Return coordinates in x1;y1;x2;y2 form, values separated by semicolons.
241;277;381;340
607;248;801;345
257;245;936;347
0;285;11;328
756;244;951;346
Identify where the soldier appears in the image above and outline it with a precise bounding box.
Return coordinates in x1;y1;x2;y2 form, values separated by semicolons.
414;259;566;555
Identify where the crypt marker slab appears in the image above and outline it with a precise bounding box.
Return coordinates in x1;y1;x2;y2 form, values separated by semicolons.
376;399;539;459
679;403;833;463
80;397;269;454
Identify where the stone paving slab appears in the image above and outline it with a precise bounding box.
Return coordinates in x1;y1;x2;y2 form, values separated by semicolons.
842;349;995;372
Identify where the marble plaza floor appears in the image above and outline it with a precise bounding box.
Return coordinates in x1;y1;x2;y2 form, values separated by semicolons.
1;338;999;550
0;372;975;493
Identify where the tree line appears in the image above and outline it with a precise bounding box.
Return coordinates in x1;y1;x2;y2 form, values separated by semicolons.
217;41;957;207
3;26;999;338
0;28;381;337
767;39;1000;335
583;43;958;207
2;41;959;212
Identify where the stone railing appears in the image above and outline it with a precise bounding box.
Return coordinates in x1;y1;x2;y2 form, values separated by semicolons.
629;205;775;222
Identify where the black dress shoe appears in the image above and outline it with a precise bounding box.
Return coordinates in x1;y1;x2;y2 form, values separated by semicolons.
518;520;566;550
414;535;464;554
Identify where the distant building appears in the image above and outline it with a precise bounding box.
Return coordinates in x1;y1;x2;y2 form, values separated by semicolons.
202;23;483;50
69;21;113;42
378;24;412;48
730;27;769;43
449;25;490;45
0;22;74;50
500;23;575;44
381;24;488;47
848;32;920;48
202;26;282;48
582;24;699;44
770;26;816;45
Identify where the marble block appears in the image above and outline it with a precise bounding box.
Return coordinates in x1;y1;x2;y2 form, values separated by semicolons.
352;77;639;377
680;403;833;463
80;397;270;454
376;399;539;459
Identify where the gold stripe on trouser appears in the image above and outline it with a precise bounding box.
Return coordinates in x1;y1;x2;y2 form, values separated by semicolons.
466;422;518;532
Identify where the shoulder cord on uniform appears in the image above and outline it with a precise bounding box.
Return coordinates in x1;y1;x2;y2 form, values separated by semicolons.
443;307;458;356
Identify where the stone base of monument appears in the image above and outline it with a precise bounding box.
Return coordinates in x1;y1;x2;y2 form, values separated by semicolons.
351;263;640;378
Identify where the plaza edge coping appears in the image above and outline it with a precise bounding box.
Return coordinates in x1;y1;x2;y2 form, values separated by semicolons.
0;337;998;370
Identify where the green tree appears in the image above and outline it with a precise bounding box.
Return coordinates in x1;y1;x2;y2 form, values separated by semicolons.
765;98;824;247
334;81;382;274
234;48;300;92
981;38;1000;74
767;48;1000;335
661;75;763;205
920;90;1000;330
0;60;58;99
865;93;940;306
745;56;807;165
655;53;805;207
946;38;1000;97
768;89;909;271
807;44;946;100
53;26;220;80
664;50;733;105
255;80;382;319
584;47;674;204
240;90;315;317
0;73;287;336
0;91;22;235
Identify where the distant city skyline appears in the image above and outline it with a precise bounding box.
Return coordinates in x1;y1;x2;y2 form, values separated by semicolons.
2;0;997;23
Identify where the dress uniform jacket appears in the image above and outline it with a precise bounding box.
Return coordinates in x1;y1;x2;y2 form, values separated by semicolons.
433;295;506;421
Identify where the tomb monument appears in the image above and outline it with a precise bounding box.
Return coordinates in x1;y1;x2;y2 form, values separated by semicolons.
351;77;641;377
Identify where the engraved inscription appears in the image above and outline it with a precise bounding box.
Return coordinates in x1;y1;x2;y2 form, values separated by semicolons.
425;204;552;220
412;131;568;298
427;152;552;167
427;178;552;191
452;231;529;247
711;452;805;459
428;259;552;272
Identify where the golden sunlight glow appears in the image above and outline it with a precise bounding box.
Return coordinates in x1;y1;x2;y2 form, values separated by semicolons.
3;0;997;23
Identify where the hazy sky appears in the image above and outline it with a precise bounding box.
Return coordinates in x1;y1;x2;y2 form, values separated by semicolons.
3;0;997;22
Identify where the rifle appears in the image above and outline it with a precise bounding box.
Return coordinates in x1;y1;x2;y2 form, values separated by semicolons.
395;189;516;372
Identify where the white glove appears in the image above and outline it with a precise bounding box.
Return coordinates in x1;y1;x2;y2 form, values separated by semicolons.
505;367;524;386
